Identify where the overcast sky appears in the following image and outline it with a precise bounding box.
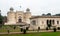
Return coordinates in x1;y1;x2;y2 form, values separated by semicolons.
0;0;60;16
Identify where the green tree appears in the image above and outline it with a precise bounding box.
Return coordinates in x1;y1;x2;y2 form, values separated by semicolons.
42;14;46;16
55;14;60;16
0;10;3;25
47;13;51;16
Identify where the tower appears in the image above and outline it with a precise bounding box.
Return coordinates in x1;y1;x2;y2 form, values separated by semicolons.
25;8;31;17
24;8;31;24
7;7;16;24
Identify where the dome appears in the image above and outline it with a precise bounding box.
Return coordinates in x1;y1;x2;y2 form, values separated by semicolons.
10;7;14;11
26;8;30;12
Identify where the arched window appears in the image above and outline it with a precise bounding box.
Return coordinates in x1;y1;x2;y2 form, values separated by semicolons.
46;20;52;29
46;20;51;25
50;20;51;24
57;21;59;24
18;19;22;22
52;20;55;25
18;16;22;22
46;20;49;25
32;20;36;25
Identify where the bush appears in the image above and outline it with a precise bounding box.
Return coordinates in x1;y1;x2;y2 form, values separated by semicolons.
57;27;60;30
53;27;56;32
21;28;23;32
46;27;48;30
13;26;16;29
26;27;29;30
0;25;2;28
38;27;40;31
23;29;26;34
7;30;10;33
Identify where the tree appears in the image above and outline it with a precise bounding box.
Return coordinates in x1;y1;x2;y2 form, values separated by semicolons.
57;27;60;30
3;16;7;24
46;27;48;30
23;29;26;34
7;29;10;33
0;16;3;24
47;13;51;16
13;26;16;29
42;14;46;16
21;28;23;32
53;27;56;32
26;27;29;30
55;14;60;16
0;10;3;25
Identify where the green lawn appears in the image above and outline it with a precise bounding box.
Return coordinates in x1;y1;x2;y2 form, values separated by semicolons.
0;25;60;36
0;32;60;36
0;25;20;32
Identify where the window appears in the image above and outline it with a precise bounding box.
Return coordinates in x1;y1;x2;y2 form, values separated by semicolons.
32;20;36;25
47;20;55;25
52;20;55;25
50;20;51;24
46;20;48;25
46;20;52;27
46;20;50;25
57;21;59;24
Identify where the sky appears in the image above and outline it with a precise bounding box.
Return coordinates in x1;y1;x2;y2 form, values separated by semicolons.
0;0;60;16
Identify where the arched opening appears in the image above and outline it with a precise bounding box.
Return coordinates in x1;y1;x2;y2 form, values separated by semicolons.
46;20;52;25
18;16;22;23
50;20;51;25
57;21;59;24
52;20;55;25
46;20;52;29
46;20;49;25
18;19;22;22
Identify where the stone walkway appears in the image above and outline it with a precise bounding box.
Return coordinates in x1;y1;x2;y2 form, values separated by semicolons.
0;30;60;34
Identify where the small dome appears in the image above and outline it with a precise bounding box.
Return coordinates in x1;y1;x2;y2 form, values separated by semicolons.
10;7;14;11
26;8;30;12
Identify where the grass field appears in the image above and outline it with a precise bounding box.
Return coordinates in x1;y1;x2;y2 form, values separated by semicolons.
0;25;20;32
0;32;60;36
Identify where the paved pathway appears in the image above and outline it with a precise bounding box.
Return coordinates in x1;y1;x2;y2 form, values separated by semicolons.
0;30;60;34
